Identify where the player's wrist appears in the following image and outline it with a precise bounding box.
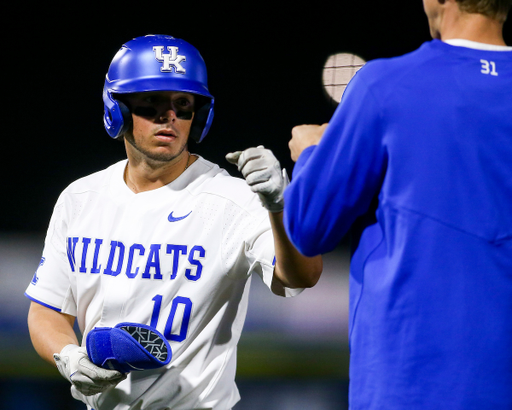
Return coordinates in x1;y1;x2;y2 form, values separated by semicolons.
261;196;285;213
54;345;75;382
58;343;80;356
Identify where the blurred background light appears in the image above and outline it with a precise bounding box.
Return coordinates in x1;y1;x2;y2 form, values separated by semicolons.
323;53;366;103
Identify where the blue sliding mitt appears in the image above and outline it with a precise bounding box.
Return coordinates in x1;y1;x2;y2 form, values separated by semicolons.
86;322;171;373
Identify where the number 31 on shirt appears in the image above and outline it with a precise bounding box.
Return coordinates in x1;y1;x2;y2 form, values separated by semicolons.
480;59;498;76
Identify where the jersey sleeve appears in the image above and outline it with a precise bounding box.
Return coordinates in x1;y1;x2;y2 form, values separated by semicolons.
222;191;302;297
246;212;303;298
24;193;77;315
283;67;387;256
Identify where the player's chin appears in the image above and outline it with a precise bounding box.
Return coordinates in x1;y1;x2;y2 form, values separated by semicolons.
146;147;183;163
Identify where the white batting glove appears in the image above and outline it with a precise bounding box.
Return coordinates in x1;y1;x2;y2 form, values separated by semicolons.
54;344;126;396
226;146;289;213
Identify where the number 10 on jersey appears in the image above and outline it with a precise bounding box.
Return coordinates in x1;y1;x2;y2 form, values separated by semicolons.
150;295;192;342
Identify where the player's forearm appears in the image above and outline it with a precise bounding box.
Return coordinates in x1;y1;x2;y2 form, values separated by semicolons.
28;302;78;366
269;211;323;289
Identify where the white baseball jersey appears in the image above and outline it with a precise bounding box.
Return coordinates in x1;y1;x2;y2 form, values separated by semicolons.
25;156;301;410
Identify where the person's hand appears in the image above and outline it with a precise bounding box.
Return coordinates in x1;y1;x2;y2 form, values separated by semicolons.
226;146;288;213
289;123;329;162
54;344;126;396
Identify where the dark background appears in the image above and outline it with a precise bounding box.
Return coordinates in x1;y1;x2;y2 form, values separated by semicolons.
1;1;458;233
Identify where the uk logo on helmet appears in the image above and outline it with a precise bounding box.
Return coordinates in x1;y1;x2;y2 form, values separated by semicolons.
153;46;186;74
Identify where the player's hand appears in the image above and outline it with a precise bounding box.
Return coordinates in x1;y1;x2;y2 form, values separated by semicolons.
289;123;329;162
54;344;126;396
226;146;289;213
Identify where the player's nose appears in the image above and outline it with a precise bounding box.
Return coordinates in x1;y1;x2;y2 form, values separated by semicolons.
157;105;178;123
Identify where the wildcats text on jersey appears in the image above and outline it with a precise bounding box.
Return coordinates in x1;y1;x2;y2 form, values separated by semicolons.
66;237;206;281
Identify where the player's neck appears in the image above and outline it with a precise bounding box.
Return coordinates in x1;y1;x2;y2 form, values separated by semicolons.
124;151;194;193
438;10;506;46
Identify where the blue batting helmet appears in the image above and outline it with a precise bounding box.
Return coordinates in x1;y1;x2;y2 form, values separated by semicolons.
103;34;214;142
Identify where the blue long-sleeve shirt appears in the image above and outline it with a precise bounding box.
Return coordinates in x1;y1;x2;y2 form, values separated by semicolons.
284;40;512;409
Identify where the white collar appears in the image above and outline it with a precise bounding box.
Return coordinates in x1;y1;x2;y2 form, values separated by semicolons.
444;39;512;51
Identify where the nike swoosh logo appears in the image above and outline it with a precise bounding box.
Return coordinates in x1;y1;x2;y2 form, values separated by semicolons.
168;211;192;222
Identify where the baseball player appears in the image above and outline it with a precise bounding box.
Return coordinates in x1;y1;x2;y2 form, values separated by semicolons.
25;34;322;410
283;1;512;409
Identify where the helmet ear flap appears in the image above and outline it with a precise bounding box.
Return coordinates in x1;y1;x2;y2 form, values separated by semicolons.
116;100;132;138
190;99;214;143
103;91;132;139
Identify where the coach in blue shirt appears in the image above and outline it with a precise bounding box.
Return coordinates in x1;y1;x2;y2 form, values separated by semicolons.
283;0;512;409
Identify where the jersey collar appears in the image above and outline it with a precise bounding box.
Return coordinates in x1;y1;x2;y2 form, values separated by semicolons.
444;39;512;51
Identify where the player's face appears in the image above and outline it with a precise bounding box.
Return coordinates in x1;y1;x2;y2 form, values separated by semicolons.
123;91;195;163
